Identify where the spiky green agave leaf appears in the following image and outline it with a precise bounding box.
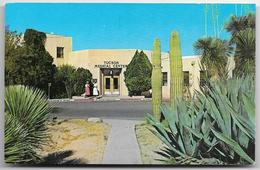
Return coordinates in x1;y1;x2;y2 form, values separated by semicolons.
5;85;51;164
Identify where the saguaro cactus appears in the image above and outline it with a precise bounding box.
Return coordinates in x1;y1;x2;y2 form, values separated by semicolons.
169;31;183;109
151;38;162;120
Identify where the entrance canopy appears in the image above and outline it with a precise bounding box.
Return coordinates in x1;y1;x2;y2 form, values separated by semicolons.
100;68;122;76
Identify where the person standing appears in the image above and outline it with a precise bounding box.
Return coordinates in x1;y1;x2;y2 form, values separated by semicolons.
93;79;99;96
85;81;90;97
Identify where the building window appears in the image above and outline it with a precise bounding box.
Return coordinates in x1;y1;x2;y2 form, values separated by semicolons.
162;72;167;86
183;71;189;87
200;71;206;86
57;47;64;58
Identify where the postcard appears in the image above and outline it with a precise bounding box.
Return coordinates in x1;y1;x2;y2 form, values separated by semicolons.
4;3;256;166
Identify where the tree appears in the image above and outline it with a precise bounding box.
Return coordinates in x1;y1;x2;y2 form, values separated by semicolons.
51;67;67;99
232;28;255;75
5;30;25;85
193;37;233;80
55;65;76;99
23;29;56;92
225;13;255;76
225;13;255;39
5;29;56;94
124;50;152;96
55;65;92;99
73;67;93;96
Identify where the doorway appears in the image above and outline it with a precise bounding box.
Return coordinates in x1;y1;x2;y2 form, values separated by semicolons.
100;68;122;96
104;76;120;95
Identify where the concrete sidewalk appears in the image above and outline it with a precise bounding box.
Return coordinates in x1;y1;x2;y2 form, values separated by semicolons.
102;119;142;164
97;96;152;102
49;95;151;103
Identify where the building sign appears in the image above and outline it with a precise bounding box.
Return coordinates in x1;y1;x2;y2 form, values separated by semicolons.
95;61;127;68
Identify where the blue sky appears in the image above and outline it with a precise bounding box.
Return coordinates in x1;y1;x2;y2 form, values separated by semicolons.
5;3;255;56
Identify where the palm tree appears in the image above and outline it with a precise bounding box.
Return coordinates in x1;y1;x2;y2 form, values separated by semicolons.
193;37;233;80
225;12;255;37
232;28;255;76
225;12;255;76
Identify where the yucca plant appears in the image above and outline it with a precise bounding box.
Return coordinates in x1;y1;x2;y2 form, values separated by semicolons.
147;76;255;165
193;37;233;80
232;28;255;76
5;85;51;164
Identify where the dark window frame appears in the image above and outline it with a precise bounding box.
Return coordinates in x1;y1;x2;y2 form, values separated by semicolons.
183;71;189;87
57;47;64;58
162;72;167;86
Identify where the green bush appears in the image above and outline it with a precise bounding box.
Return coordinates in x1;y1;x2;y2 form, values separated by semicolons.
51;67;67;99
5;29;56;94
73;67;92;96
124;50;152;95
147;76;255;165
54;65;93;98
5;85;51;164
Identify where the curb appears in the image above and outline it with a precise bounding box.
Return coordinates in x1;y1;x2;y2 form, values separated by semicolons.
48;97;152;103
96;98;152;102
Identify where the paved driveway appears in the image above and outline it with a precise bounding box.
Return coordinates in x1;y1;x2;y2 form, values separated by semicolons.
50;101;152;120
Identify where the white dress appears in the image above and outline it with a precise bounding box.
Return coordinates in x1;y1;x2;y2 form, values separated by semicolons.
93;83;99;96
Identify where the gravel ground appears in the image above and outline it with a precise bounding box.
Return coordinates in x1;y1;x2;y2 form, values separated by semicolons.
39;119;111;164
135;122;165;164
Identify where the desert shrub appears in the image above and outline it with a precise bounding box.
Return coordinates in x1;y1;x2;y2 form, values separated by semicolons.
5;85;51;164
147;76;255;165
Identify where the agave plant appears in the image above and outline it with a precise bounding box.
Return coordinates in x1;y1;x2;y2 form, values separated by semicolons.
147;76;255;165
147;101;224;165
200;76;255;164
5;85;51;164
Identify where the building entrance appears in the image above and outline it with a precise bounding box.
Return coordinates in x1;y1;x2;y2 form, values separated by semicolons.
100;68;122;96
104;76;120;95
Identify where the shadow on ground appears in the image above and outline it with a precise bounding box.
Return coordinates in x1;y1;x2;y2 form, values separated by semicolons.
40;150;85;165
